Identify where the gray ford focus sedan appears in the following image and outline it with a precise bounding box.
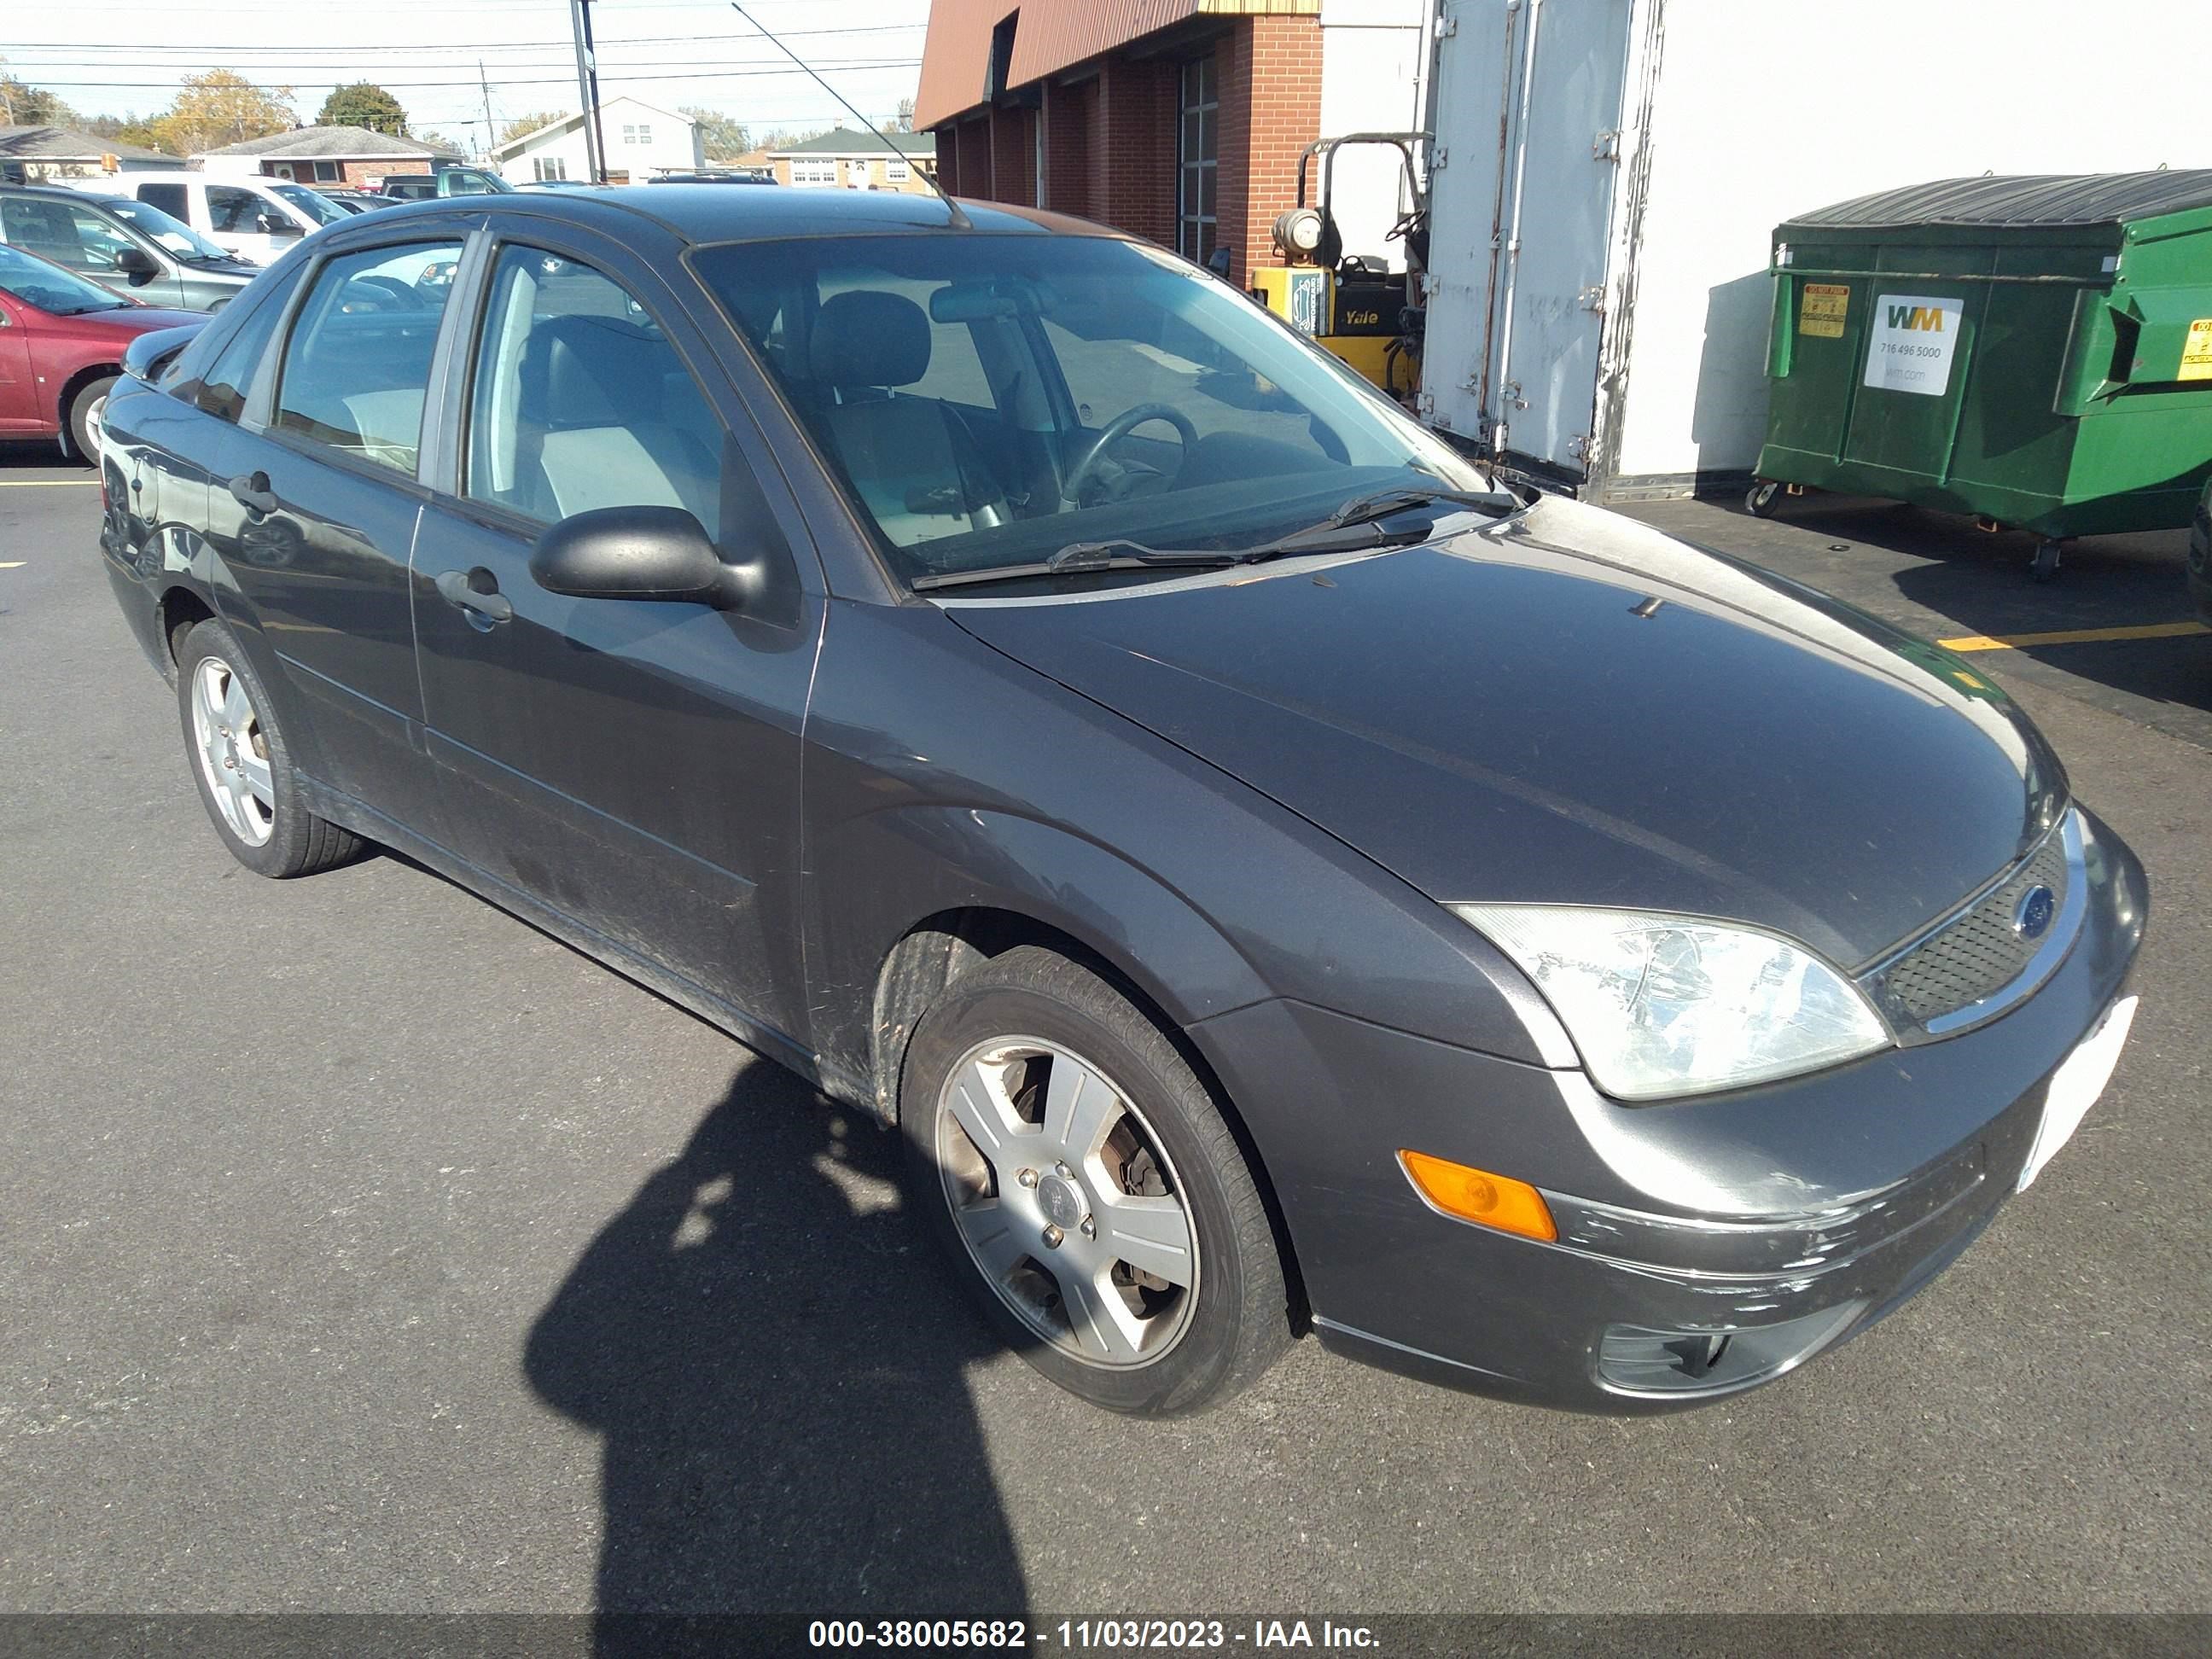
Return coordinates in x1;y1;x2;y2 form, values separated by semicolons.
95;188;2146;1416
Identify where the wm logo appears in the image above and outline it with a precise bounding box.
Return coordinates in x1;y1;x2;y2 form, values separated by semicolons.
1887;303;1947;331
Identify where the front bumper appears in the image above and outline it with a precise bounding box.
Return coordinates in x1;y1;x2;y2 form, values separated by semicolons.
1192;808;2148;1412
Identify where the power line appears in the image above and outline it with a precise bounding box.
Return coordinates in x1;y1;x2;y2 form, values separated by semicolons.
3;24;926;57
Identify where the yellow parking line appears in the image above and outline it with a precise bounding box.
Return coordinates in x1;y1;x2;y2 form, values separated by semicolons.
1938;620;2211;652
0;561;22;569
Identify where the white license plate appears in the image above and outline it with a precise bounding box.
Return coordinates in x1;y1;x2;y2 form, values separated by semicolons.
2017;995;2139;1191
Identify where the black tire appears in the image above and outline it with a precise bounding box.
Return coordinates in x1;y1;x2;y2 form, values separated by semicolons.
2031;538;2064;583
1745;480;1782;518
899;946;1289;1415
67;375;117;465
175;617;365;878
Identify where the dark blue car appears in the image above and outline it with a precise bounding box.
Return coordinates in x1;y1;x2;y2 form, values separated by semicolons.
96;186;2146;1415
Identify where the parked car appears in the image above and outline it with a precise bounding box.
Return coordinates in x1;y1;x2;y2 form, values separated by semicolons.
376;168;512;201
0;242;201;458
0;184;259;311
95;189;2147;1417
514;179;608;192
647;171;776;185
79;172;335;265
317;189;393;215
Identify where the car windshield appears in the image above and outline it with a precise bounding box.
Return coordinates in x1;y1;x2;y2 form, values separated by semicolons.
101;195;229;261
270;183;348;226
0;242;131;314
691;234;1499;587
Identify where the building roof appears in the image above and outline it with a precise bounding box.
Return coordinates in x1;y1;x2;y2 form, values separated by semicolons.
0;125;170;163
197;125;462;160
916;0;1318;127
769;126;936;159
491;97;694;160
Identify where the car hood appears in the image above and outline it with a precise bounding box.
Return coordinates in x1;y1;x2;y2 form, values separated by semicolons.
945;495;2066;968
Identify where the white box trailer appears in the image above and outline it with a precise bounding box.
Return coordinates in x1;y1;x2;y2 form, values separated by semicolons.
1417;0;2210;500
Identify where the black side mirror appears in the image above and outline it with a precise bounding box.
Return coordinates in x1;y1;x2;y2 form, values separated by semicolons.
114;245;160;280
529;504;762;609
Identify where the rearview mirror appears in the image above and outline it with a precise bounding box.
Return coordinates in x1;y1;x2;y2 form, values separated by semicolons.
530;504;760;609
114;245;160;279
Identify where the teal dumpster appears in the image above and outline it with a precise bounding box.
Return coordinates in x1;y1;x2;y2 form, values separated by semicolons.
1751;171;2212;577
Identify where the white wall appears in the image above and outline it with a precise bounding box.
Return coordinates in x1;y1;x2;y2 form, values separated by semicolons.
1612;0;2212;480
498;97;701;184
1318;0;1429;271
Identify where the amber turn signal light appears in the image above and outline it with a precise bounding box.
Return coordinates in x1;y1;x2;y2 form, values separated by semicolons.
1398;1150;1557;1242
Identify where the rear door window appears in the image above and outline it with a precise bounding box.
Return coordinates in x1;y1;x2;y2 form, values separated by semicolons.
272;240;462;474
135;181;189;222
189;264;306;422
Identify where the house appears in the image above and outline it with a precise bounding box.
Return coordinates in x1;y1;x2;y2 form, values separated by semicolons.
913;0;1426;284
491;98;702;186
0;125;181;183
194;125;463;188
766;128;937;195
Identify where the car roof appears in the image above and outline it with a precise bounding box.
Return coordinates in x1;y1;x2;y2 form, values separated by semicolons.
1;183;124;202
364;183;1116;247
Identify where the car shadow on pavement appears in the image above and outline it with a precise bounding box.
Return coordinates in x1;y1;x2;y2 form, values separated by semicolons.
525;1061;1028;1642
1715;494;2212;723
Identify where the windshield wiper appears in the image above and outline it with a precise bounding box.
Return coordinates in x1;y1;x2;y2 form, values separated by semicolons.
1321;483;1519;529
910;518;1440;593
911;541;1243;591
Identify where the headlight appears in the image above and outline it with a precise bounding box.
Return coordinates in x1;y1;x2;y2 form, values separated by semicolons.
1450;905;1890;1100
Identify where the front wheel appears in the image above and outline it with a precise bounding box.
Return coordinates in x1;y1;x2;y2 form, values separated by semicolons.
900;946;1289;1415
1745;479;1783;518
175;618;365;877
67;375;117;465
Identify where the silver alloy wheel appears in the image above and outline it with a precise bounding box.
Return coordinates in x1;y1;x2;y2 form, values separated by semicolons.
190;655;275;847
936;1036;1199;1369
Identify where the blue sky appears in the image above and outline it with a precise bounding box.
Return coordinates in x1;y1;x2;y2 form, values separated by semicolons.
5;0;933;152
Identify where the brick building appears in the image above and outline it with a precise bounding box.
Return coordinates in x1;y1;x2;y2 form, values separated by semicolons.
915;0;1331;286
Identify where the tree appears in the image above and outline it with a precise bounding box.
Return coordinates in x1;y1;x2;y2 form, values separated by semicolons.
317;82;407;136
884;97;917;134
0;59;75;126
678;107;751;162
498;110;570;147
148;71;295;155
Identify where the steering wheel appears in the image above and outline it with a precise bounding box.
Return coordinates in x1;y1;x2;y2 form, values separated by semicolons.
1062;403;1200;504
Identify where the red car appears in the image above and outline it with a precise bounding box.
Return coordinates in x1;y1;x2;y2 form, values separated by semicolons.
0;242;205;462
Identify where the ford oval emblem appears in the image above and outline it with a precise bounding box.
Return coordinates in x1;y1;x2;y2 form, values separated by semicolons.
2014;885;2056;940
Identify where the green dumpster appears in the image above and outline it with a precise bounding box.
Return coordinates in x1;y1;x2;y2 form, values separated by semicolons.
1750;171;2212;577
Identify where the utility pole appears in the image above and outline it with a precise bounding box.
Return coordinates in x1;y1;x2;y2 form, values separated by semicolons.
567;0;607;183
478;60;496;166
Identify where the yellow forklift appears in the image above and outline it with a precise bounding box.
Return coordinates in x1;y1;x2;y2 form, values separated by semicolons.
1250;133;1429;403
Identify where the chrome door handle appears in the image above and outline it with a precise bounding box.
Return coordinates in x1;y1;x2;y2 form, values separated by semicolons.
435;568;514;625
226;472;276;515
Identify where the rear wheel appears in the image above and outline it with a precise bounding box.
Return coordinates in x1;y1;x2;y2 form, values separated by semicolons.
175;618;364;878
899;946;1289;1415
67;375;117;465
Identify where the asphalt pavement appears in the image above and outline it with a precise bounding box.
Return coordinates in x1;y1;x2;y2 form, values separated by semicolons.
3;450;2209;1621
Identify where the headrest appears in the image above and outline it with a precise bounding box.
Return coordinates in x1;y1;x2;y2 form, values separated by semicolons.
811;290;931;387
527;314;664;428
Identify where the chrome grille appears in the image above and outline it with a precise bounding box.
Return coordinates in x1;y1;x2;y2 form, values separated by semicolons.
1875;830;2072;1027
